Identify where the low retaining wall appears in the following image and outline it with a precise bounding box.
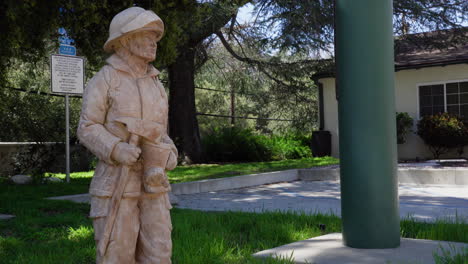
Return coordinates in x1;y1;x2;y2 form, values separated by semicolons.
0;142;94;176
172;165;468;195
171;169;298;195
298;166;468;185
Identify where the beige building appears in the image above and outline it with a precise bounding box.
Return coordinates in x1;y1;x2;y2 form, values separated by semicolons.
315;30;468;160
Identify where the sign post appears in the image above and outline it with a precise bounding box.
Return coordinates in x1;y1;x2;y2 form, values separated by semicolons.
51;28;84;183
65;94;70;182
50;54;84;182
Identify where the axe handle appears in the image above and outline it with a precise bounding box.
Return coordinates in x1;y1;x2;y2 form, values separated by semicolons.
128;134;139;146
97;134;139;257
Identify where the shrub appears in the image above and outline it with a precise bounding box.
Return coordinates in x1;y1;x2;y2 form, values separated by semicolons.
0;91;81;178
260;134;312;161
6;143;95;181
10;143;63;183
396;112;413;144
202;127;312;162
417;113;468;159
202;127;270;162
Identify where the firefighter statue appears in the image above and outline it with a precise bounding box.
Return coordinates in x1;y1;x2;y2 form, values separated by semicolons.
77;7;177;264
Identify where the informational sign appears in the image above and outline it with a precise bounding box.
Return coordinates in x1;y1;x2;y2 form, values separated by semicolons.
50;54;84;94
59;44;76;56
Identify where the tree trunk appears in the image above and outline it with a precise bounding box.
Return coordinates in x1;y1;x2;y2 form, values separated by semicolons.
168;46;204;163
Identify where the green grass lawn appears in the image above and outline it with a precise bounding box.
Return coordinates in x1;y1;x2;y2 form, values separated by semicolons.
0;180;467;264
167;156;338;183
49;156;339;186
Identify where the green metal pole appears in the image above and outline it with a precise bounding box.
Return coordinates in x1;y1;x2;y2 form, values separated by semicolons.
335;0;400;248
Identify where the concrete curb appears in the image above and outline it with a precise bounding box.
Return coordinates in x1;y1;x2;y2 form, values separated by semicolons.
46;170;300;201
171;169;299;195
298;167;468;185
0;214;15;220
297;166;339;181
398;168;468;185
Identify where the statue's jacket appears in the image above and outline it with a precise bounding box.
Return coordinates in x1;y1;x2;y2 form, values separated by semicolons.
77;54;177;214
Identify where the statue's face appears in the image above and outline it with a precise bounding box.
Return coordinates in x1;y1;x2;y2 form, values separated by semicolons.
127;31;158;63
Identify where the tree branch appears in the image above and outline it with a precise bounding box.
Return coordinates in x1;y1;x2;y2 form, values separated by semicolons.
190;1;251;44
215;30;296;88
228;13;237;39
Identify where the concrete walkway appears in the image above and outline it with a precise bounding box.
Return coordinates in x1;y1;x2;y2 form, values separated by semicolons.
176;180;468;222
253;233;468;264
47;162;468;222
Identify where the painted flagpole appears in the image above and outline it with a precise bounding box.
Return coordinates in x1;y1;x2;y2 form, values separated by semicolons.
335;0;400;248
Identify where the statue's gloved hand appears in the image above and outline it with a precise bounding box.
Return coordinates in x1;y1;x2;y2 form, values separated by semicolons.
144;167;169;188
111;142;141;165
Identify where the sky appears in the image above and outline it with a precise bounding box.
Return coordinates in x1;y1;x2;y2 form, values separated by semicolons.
237;3;255;24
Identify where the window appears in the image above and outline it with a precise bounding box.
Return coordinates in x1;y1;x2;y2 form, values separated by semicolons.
419;81;468;121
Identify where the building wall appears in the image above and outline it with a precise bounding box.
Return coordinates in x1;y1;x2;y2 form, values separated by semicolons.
320;63;468;159
320;78;340;157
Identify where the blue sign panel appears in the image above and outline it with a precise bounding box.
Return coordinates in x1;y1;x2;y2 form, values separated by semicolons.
58;27;66;35
59;45;76;56
58;28;74;45
59;36;74;45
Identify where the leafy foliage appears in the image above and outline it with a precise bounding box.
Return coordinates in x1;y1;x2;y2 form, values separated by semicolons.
2;0;464;83
2;0;467;163
195;41;319;134
202;127;269;162
0;0;249;80
261;133;312;160
417;113;468;159
251;0;468;54
0;90;65;177
0;58;85;177
251;0;335;54
0;0;63;84
393;0;468;36
58;0;249;69
202;127;311;162
396;112;413;144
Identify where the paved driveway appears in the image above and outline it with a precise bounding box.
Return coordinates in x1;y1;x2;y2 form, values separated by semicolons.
176;180;468;222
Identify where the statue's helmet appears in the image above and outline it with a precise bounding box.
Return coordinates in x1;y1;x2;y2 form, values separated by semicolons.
104;7;164;53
